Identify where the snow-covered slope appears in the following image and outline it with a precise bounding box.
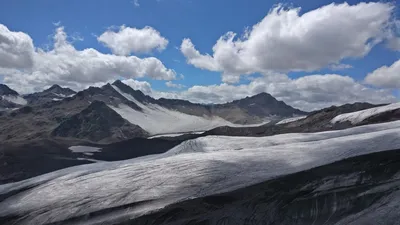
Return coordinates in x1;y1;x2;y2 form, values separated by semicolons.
276;115;306;125
1;95;27;105
110;85;245;135
2;121;400;224
331;102;400;125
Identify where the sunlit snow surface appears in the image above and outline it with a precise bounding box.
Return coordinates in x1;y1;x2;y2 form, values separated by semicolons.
276;115;307;125
109;85;268;135
331;102;400;125
1;95;27;105
2;121;400;224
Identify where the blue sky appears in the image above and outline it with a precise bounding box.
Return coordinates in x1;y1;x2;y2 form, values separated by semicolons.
0;0;399;110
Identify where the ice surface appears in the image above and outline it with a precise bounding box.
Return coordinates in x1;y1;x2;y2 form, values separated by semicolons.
331;102;400;125
68;146;102;153
1;95;27;105
110;85;266;135
1;121;400;224
276;115;307;125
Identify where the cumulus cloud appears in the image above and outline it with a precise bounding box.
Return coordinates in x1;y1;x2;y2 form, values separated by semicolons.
365;59;400;89
386;20;400;51
165;81;186;89
0;24;34;68
98;25;168;55
122;79;153;95
0;25;176;93
181;2;397;83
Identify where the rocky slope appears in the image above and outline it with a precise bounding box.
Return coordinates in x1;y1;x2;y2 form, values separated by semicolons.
52;101;148;143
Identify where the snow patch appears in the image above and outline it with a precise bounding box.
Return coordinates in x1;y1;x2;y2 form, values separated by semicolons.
77;158;105;163
276;116;307;125
2;121;400;224
331;103;400;125
69;146;101;153
1;95;27;105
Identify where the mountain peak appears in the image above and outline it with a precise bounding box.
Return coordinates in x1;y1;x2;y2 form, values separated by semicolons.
250;92;274;99
44;84;76;96
0;84;19;96
112;80;124;86
48;84;62;90
111;80;155;103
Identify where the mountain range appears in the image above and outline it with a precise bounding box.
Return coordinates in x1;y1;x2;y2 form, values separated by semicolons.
2;80;400;224
0;80;306;143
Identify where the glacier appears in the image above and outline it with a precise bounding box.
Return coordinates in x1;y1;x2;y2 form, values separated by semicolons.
1;121;400;224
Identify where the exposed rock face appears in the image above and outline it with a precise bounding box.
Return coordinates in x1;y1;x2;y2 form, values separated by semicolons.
126;149;400;225
52;101;148;142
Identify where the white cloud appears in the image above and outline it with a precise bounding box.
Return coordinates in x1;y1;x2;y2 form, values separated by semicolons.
122;79;153;95
386;20;400;51
329;64;353;71
0;25;176;93
133;0;140;7
165;81;186;89
0;24;34;69
181;2;397;83
365;59;400;89
98;25;168;55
